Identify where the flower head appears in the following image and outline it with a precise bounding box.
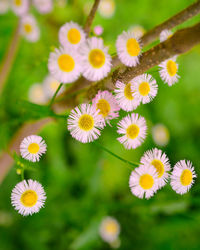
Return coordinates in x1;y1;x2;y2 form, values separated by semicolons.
29;83;46;104
11;0;29;16
116;30;142;67
48;46;81;84
140;148;171;188
171;160;196;194
99;0;115;18
93;25;104;36
20;135;47;162
67;104;104;143
152;124;170;146
79;37;112;81
129;165;159;199
117;113;147;149
43;75;63;99
0;0;10;14
33;0;53;14
129;25;145;38
160;29;173;42
20;14;40;42
11;179;46;216
99;216;120;243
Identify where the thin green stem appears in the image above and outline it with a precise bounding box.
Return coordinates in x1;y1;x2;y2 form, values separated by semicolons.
48;83;63;108
21;168;24;181
94;141;139;169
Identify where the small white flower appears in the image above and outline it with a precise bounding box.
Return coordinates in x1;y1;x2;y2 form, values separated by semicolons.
160;29;173;42
99;0;115;18
11;0;29;16
59;21;86;49
159;57;179;86
132;74;158;104
128;24;145;38
79;37;112;81
67;104;104;143
99;216;120;243
93;25;104;36
42;74;63;99
117;113;147;150
0;0;10;14
20;135;47;162
20;14;40;42
33;0;53;14
48;46;81;84
152;124;170;146
29;83;47;104
116;30;142;67
140;148;171;188
171;160;196;194
114;80;140;112
129;165;159;199
11;179;46;216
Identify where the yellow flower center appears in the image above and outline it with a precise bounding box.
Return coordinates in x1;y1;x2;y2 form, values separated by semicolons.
24;24;32;33
50;81;60;91
15;0;22;6
67;28;81;44
21;190;38;207
105;221;118;234
126;124;139;139
139;174;154;189
166;60;177;76
126;38;141;57
96;99;111;118
139;82;150;96
58;54;75;72
78;114;94;131
124;83;134;100
28;143;40;154
180;169;192;186
89;49;105;68
151;159;164;178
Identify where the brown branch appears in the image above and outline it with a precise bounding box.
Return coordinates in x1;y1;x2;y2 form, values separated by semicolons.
84;0;101;35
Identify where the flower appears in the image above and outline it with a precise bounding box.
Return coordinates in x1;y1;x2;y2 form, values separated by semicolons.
20;135;47;162
67;104;104;143
159;57;179;86
20;14;40;42
132;74;158;104
42;74;63;99
116;30;142;67
99;216;120;243
48;46;81;84
160;29;173;42
128;24;145;38
59;21;86;49
117;113;147;149
33;0;53;14
99;0;115;18
114;80;140;112
79;37;112;81
140;148;171;188
152;124;170;146
11;179;46;216
92;90;120;125
170;160;196;194
0;0;10;14
29;83;47;104
11;0;29;16
129;165;159;199
93;25;104;36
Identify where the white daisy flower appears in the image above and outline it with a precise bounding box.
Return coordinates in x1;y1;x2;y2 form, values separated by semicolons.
79;37;112;81
129;24;145;38
11;179;46;216
99;0;115;18
159;57;179;86
140;148;171;188
11;0;29;16
129;165;159;199
99;216;120;243
114;80;140;112
171;160;196;194
116;30;142;67
132;74;158;104
59;21;86;49
28;83;47;104
33;0;53;14
20;135;47;162
160;29;173;42
117;113;147;150
93;25;104;36
48;46;81;84
92;90;120;125
0;0;10;14
67;103;104;143
42;74;63;99
152;124;170;146
20;14;40;43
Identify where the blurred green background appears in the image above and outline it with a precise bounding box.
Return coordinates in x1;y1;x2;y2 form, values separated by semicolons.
1;0;200;249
